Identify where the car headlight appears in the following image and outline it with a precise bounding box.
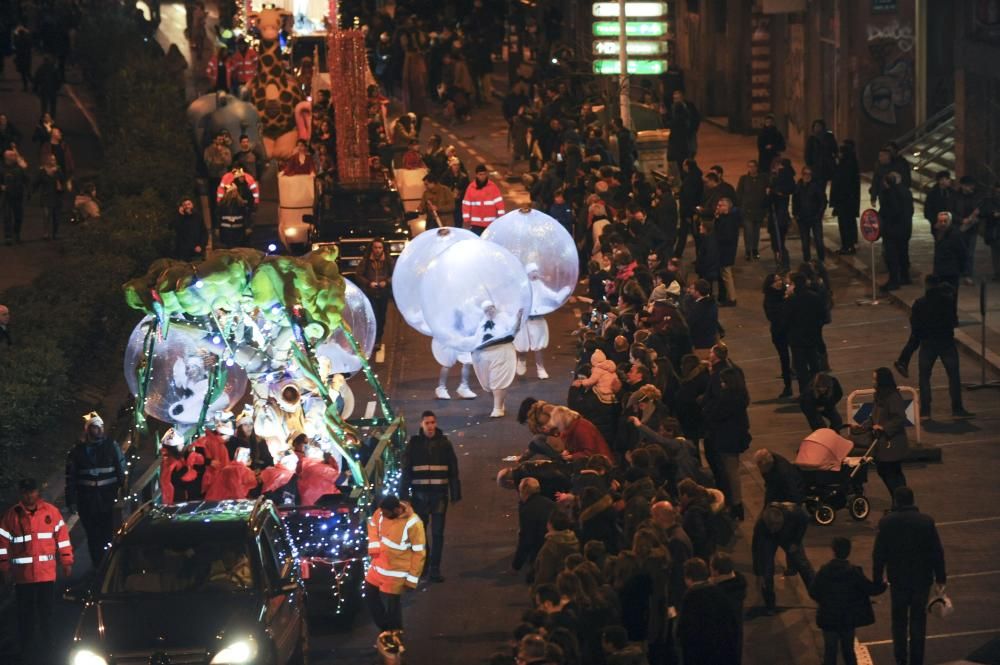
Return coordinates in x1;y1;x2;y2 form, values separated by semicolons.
211;638;258;664
71;649;108;665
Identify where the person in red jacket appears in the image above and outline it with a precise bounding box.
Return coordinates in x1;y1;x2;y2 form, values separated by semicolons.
461;164;505;234
0;478;74;660
227;40;258;92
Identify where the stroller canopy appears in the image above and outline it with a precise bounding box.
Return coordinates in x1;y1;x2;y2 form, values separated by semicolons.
796;428;854;470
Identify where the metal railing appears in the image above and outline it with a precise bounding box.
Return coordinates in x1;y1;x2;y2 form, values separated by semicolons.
845;387;922;444
894;103;955;150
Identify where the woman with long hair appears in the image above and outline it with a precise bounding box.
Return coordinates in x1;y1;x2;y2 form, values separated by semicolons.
354;238;394;346
865;367;909;503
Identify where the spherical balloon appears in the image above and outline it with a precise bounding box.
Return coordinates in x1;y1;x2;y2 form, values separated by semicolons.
418;239;532;352
315;279;376;374
124;316;249;426
392;226;478;335
482;208;579;315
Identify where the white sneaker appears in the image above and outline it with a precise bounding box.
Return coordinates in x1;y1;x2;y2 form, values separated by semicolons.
456;383;477;399
536;367;549;380
516;358;527;376
435;386;451;400
489;407;506;418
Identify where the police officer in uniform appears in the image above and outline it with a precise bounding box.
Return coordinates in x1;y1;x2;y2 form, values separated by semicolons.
65;412;126;567
401;410;461;583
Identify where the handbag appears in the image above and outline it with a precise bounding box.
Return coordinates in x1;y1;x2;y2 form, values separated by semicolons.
927;584;953;618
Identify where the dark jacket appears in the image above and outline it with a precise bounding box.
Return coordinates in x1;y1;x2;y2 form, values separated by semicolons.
678;167;704;218
676;364;710;441
533;529;580;587
792;179;828;220
809;558;884;630
65;437;127;514
757;126;786;172
173;211;207;261
512;493;556;571
805;130;838;183
682;500;716;560
714;572;748;626
783;289;826;347
911;285;957;344
402;427;461;501
762;286;787;332
650;190;679;248
762;453;805;504
579;493;619;554
873;505;947;589
703;389;752;454
736;172;769;221
677;582;742;665
715;210;742;267
695;231;721;281
685;296;719;349
354;254;394;299
830;153;861;218
867;390;909;463
924;185;957;224
878;183;909;239
932;222;967;278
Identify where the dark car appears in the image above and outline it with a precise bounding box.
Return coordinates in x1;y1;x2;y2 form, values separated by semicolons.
67;499;308;665
309;178;411;274
278;495;366;621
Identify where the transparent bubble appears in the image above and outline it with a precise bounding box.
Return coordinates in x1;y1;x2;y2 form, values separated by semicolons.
392;226;478;335
124;316;249;426
418;239;532;352
482;208;579;315
315;280;376;374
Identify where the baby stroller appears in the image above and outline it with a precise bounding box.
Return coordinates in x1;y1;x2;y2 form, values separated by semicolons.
794;428;877;526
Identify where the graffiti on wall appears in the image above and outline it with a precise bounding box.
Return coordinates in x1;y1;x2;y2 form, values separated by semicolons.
860;20;914;125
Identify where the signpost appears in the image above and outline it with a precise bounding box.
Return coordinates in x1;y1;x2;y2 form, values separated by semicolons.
857;208;882;306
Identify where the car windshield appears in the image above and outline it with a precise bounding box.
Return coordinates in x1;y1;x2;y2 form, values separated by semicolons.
323;190;402;223
101;538;255;594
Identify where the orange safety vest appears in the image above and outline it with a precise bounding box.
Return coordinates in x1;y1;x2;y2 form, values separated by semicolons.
0;500;74;584
365;504;426;594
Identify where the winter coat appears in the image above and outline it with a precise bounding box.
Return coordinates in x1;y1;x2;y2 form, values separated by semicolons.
173;211;207;261
715;210;742;267
579;493;619;554
354;254;394;300
736;172;769;221
805;131;838;183
932;223;966;278
757;126;786;172
809;558;884;630
761;453;805;504
872;505;947;590
561;415;614;461
676;364;710;441
866;389;909;463
703;389;752;454
0;500;74;584
762;286;787;332
911;285;957;344
682;499;716;560
924;185;957;224
677;582;742;665
33;166;65;208
783;290;826;347
513;493;556;571
65;437;126;514
830;153;861;218
401;427;461;502
695;231;721;281
685;297;720;349
792;179;828;220
678;167;704;218
579;349;621;403
461;178;505;228
365;504;427;593
714;572;748;626
533;529;580;587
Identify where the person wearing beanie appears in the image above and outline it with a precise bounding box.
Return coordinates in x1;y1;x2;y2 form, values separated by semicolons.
460;164;505;234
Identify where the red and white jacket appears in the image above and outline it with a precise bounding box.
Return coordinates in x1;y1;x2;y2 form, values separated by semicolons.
228;47;259;86
461;179;505;228
216;170;260;205
0;500;74;584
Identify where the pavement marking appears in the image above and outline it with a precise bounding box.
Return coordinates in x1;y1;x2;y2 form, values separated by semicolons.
936;436;1000;448
854;640;874;665
364;401;377;419
937;515;1000;527
65;84;101;139
948;570;1000;579
862;627;1000;647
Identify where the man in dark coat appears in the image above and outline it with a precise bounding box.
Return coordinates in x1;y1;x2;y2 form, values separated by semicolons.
923;171;956;230
873;487;947;665
752;503;814;612
954;176;982;282
173;197;207;261
783;272;826;392
830;140;860;254
736;160;769;261
930;211;966;293
677;558;741;665
401;411;461;583
792;166;828;264
511;477;555;582
799;372;844;431
768;159;796;269
32;56;61;118
683;279;719;355
753;448;805;504
804;119;838;187
650;179;679;256
756;114;785;174
714;198;742;306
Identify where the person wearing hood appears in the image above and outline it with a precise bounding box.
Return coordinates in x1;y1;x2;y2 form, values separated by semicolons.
401;411;461;583
573;348;620;404
809;537;885;665
365;495;426;647
65;412;126;567
532;510;580;588
461;164;505;234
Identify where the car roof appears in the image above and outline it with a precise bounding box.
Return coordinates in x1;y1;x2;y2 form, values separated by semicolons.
120;500;268;543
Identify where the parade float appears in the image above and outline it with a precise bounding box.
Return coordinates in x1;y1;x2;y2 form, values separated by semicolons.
122;246;404;614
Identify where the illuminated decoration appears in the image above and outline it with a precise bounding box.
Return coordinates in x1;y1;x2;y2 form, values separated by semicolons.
592;2;668;17
327;29;370;182
592;20;669;37
593;59;668;75
593;40;667;56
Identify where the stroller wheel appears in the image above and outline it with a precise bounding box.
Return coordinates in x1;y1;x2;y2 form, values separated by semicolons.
849;496;871;521
814;503;836;526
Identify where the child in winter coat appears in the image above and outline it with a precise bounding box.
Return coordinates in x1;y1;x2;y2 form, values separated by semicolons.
573;349;622;404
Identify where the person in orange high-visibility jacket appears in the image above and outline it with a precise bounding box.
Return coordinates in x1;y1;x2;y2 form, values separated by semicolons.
365;495;426;635
217;167;260;205
227;41;259;90
0;478;74;658
461;164;505;234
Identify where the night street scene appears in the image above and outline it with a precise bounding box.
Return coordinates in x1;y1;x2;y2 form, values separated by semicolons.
1;1;1000;664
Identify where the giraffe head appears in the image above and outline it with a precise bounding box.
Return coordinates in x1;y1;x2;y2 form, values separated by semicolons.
249;7;290;43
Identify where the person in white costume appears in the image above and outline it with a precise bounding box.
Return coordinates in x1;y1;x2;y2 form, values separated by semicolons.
466;301;520;418
431;338;477;400
514;263;572;380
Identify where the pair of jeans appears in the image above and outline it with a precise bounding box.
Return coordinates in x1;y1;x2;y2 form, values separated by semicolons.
918;340;964;413
78;508;115;568
822;628;856;665
411;492;448;575
876;461;907;503
15;582;55;658
960;229;978;277
837;213;858;250
771;327;792;390
890;585;931;665
800;394;844;431
42;204;61;238
799;215;825;263
897;334;919;369
759;540;815;609
674;215;697;257
3;198;25;240
769;205;791;268
790;345;821;394
883;235;906;286
365;582;403;631
743;216;763;257
720;266;737;303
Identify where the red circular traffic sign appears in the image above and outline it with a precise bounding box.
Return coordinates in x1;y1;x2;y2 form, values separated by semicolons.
860;208;881;242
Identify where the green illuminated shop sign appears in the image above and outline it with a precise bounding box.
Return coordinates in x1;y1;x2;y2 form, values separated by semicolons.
593;59;668;75
592;21;669;37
